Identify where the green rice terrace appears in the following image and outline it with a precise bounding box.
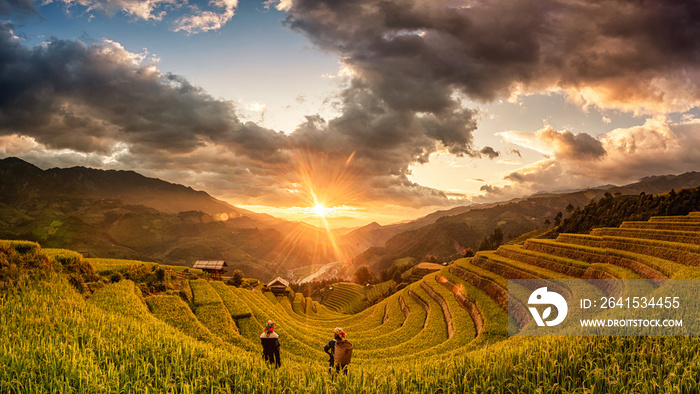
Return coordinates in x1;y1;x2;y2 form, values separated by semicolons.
3;213;700;392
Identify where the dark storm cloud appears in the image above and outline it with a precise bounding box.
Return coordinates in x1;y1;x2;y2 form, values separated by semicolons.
0;0;36;15
282;0;700;111
0;27;287;160
278;0;700;205
480;184;505;194
479;146;499;160
0;26;460;208
504;172;525;183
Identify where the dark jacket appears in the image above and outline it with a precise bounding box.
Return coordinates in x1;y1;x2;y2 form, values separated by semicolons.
323;338;337;366
261;332;281;367
261;332;280;354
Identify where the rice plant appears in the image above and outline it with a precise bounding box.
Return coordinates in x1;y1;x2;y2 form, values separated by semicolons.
3;211;700;392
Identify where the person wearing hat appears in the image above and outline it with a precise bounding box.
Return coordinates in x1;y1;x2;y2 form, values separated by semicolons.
323;327;352;374
260;320;281;367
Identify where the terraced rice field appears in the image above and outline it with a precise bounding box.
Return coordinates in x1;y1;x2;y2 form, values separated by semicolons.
4;212;700;392
88;257;204;275
321;282;371;313
140;212;700;365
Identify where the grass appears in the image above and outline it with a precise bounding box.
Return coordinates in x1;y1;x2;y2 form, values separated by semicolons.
5;277;700;393
87;258;159;273
474;251;574;280
649;215;700;222
525;238;680;278
592;227;700;245
4;212;700;391
620;221;700;231
188;279;244;346
366;280;394;303
42;248;83;264
210;281;253;318
90;279;151;320
145;294;222;344
322;282;368;314
0;240;40;254
557;233;700;268
495;245;589;275
87;257;205;275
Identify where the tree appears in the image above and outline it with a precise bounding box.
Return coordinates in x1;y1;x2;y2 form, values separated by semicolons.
354;266;374;285
478;227;504;251
566;203;575;214
392;270;403;283
380;269;391;282
155;267;166;282
554;211;563;226
228;269;244;287
462;247;475;258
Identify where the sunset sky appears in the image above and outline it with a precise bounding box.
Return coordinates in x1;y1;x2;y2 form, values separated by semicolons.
1;0;699;228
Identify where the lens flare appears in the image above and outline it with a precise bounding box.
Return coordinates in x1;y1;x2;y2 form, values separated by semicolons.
312;203;331;217
269;149;363;265
261;149;366;273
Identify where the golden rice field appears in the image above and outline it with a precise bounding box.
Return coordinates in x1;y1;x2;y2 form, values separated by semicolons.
3;213;700;392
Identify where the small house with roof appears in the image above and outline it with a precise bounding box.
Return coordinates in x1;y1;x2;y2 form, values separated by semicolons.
193;260;228;280
267;277;289;295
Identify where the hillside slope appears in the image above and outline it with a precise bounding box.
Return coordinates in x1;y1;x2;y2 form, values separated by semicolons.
3;207;700;392
353;172;700;273
0;158;348;279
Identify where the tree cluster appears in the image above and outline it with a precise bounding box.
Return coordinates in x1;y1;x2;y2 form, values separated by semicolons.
289;277;344;298
354;265;376;285
226;269;244;287
477;227;504;251
379;261;414;283
556;187;700;235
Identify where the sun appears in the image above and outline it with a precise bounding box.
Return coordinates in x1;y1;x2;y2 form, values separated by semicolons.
312;203;332;217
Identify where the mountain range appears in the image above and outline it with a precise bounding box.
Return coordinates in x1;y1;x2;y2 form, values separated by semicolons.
0;157;347;279
347;171;700;274
2;156;700;280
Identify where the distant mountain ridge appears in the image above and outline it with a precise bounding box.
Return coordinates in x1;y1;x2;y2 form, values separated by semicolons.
0;157;276;223
0;157;343;279
349;171;700;274
2;157;700;280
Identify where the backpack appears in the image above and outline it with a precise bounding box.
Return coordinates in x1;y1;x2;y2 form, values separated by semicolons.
333;340;353;367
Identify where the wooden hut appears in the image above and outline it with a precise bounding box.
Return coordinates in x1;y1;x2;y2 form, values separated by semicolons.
267;277;289;295
193;260;228;280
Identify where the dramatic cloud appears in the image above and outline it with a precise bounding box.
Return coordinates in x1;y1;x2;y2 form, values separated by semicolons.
45;0;180;21
262;0;700;207
479;146;499;160
0;29;263;155
278;0;700;113
488;116;700;199
173;0;238;34
4;0;238;33
0;26;466;209
0;0;36;15
499;127;606;161
4;0;700;219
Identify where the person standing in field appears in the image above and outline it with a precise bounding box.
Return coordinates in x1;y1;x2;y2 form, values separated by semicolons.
323;327;342;371
260;320;281;368
324;327;353;374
